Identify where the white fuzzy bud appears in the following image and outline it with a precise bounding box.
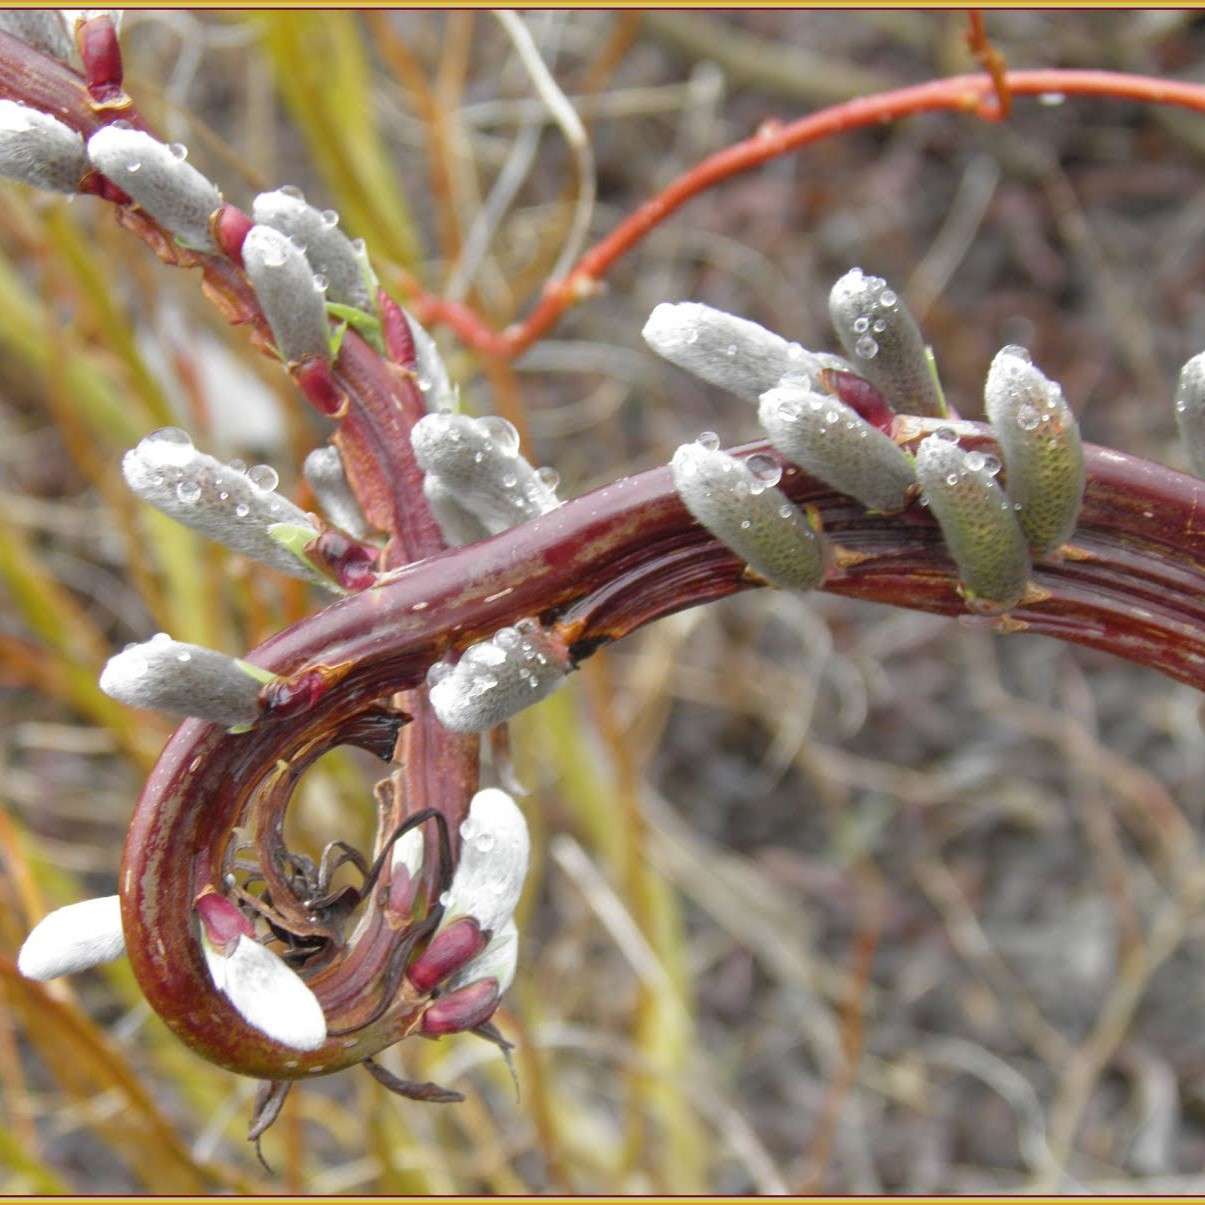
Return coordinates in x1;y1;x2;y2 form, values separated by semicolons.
642;301;825;404
440;789;530;936
86;126;221;251
251;189;375;312
17;895;125;980
122;427;331;585
758;383;917;513
302;446;370;540
670;440;827;591
99;633;268;726
984;346;1084;555
1174;351;1205;478
405;311;458;413
0;12;74;63
915;431;1032;613
0;100;87;193
828;268;944;417
201;931;327;1052
428;619;570;734
411;413;559;541
241;224;333;364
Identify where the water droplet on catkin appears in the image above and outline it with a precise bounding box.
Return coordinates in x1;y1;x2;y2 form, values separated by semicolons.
247;464;279;491
1016;405;1041;432
745;454;782;493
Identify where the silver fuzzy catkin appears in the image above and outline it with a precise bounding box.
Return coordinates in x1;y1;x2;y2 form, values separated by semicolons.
242;224;333;364
642;301;830;404
915;432;1031;613
670;439;827;591
303;446;370;540
122;427;332;586
758;382;917;513
828;268;944;417
87;127;222;251
99;634;268;726
411;413;558;543
983;346;1084;555
428;621;569;734
252;188;375;313
0;100;87;193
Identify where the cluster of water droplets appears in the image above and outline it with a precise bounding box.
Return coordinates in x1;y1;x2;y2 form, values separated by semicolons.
132;427;289;516
833;267;899;361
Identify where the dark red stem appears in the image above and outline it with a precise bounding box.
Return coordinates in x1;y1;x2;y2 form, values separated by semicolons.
119;435;1204;1078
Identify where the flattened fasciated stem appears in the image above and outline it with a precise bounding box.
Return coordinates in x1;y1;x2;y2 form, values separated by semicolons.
119;432;1204;1080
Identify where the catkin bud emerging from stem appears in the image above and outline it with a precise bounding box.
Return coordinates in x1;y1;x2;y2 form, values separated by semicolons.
122;427;333;586
252;189;375;313
411;413;559;541
983;346;1084;555
915;431;1031;613
242;224;333;364
758;383;917;513
99;633;270;726
428;619;570;733
87;127;222;251
1174;351;1205;478
642;301;827;404
0;100;87;193
670;438;828;591
196;892;327;1051
828;268;945;417
302;446;370;540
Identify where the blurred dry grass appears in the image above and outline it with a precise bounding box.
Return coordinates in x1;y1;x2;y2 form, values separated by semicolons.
1;9;1204;1192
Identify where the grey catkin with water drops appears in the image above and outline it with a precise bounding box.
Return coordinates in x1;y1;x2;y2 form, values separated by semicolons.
87;127;222;251
670;439;828;591
758;382;917;513
1174;351;1205;478
915;432;1032;613
983;345;1084;555
828;268;945;417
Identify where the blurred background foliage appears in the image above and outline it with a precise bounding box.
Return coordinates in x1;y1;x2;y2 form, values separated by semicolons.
1;9;1204;1192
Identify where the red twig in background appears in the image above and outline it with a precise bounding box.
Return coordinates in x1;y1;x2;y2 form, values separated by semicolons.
965;10;1012;121
401;67;1205;360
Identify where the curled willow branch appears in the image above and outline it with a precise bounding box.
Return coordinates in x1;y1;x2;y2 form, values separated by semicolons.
121;431;1204;1078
